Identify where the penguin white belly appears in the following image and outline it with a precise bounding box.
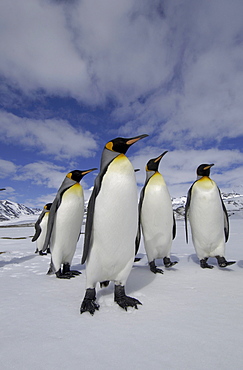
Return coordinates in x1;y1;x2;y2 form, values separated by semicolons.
36;214;49;252
189;179;225;259
86;155;137;288
51;184;84;272
141;173;173;262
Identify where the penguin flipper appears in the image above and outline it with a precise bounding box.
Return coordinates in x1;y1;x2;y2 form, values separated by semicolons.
31;223;42;242
135;183;146;255
172;212;176;240
31;211;45;242
81;170;106;264
42;177;76;252
185;184;193;243
42;198;59;252
219;188;229;242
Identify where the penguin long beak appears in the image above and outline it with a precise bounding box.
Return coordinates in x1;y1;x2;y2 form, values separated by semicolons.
204;164;214;170
154;151;168;163
126;134;149;146
81;168;97;176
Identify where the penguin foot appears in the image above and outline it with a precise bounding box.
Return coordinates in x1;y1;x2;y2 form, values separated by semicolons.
114;285;142;311
200;258;214;269
80;289;99;315
100;280;110;288
216;256;236;268
63;263;81;276
55;269;74;279
163;257;178;268
39;251;47;256
149;261;164;274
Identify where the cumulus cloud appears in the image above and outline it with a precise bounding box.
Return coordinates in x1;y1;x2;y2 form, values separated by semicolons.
1;0;243;143
13;161;67;189
131;148;243;197
0;111;98;159
0;159;18;179
0;0;243;204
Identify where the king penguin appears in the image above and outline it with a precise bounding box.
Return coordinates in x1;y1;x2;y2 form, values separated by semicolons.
136;151;177;273
32;203;52;255
185;164;236;269
43;169;97;279
80;134;148;315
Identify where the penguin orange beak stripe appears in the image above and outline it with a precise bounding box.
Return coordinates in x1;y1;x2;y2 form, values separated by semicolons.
154;151;168;163
81;168;97;176
204;164;214;170
126;134;148;145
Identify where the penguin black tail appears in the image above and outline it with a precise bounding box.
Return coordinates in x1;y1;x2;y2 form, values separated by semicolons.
100;280;110;288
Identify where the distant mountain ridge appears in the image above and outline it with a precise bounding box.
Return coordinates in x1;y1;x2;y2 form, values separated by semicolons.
172;192;243;219
0;200;40;221
1;192;243;222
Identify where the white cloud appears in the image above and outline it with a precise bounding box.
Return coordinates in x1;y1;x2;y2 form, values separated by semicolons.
1;0;243;140
131;148;243;197
13;161;67;189
0;159;18;179
0;111;98;159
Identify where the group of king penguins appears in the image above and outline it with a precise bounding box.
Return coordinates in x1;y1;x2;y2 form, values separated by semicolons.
32;134;236;315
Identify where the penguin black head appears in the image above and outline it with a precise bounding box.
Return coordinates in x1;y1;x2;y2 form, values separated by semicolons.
67;169;97;183
146;151;168;172
105;134;148;154
196;163;214;178
44;203;52;211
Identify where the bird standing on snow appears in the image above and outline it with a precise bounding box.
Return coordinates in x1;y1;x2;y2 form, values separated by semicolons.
32;203;52;255
43;169;96;279
185;164;236;269
80;134;148;315
136;151;177;273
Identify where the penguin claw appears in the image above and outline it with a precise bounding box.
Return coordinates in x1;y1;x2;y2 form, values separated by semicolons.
114;285;142;311
67;270;82;276
200;259;214;269
164;261;178;268
149;261;164;274
55;269;75;279
115;296;142;311
216;256;236;268
80;288;99;315
218;261;236;268
80;299;100;315
56;274;74;279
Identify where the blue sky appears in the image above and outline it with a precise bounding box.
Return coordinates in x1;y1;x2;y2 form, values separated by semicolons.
0;0;243;208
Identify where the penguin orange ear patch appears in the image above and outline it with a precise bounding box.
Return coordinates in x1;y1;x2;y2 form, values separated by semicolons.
66;172;72;179
106;142;113;151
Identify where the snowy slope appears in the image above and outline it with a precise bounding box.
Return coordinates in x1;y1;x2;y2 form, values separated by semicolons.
0;200;40;221
0;215;242;370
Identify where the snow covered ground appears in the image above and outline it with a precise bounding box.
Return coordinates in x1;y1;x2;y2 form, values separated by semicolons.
0;215;242;370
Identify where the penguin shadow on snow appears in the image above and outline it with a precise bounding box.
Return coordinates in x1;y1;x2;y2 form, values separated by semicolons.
0;254;36;268
95;256;168;302
70;262;86;273
95;270;155;302
237;260;243;268
189;254;235;271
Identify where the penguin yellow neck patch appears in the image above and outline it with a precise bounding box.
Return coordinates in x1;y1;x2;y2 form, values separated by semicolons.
198;176;214;188
114;153;126;162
